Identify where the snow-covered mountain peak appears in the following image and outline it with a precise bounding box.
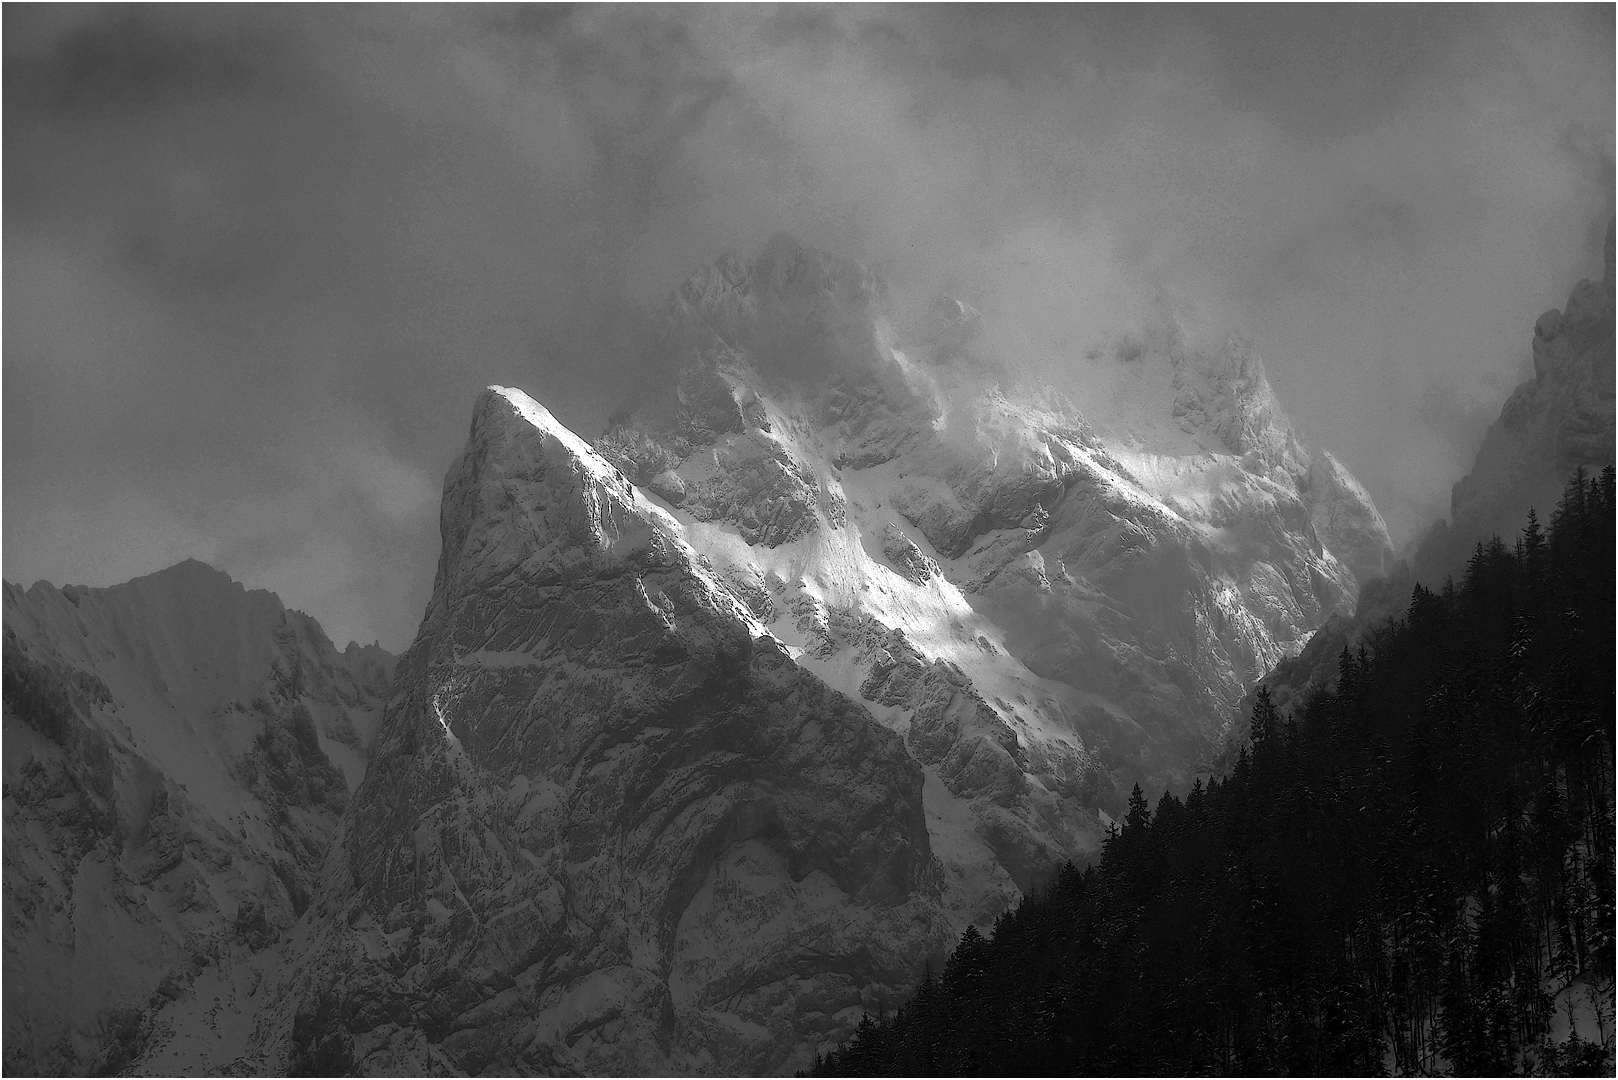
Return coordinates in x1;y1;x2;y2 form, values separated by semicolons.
1306;450;1395;584
14;560;311;723
4;561;395;1075
307;243;1397;1075
485;383;620;475
281;370;952;1075
666;233;887;388
8;238;1400;1077
600;238;1394;785
1168;332;1308;479
134;555;241;587
430;385;671;610
321;257;1394;1070
658;238;1328;505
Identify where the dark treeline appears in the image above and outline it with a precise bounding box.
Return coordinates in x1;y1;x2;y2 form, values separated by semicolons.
813;467;1615;1077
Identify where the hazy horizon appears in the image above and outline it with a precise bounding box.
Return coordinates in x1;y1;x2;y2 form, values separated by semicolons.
6;4;1613;650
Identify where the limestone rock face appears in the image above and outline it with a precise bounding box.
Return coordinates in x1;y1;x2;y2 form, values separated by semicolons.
274;389;949;1077
1;561;392;1076
881;522;941;584
1307;451;1395;586
1229;559;1417;756
599;236;1392;807
17;237;1398;1077
1416;221;1616;582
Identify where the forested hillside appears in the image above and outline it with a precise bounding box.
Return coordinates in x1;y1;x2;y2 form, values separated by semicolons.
814;467;1615;1077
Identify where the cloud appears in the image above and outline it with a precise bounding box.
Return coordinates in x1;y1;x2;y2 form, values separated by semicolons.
5;5;1612;645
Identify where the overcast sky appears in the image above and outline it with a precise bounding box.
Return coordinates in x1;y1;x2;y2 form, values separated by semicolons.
5;4;1612;651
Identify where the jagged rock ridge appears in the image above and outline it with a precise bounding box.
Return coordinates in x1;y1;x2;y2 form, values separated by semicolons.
2;561;393;1076
600;234;1392;796
1416;221;1616;583
6;236;1398;1077
1260;220;1615;744
235;238;1388;1073
273;388;951;1076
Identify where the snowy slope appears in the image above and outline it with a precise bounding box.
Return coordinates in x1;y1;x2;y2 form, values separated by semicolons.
228;239;1393;1077
9;236;1398;1077
2;561;393;1076
250;388;952;1077
601;235;1392;803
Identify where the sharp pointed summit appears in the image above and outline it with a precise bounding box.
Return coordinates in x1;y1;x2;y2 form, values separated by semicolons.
219;237;1400;1072
4;237;1402;1076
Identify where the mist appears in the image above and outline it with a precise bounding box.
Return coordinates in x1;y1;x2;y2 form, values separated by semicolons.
5;4;1612;650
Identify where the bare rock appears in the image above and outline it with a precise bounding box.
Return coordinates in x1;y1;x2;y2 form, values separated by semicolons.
2;563;392;1076
1416;220;1615;583
278;387;949;1077
881;523;941;584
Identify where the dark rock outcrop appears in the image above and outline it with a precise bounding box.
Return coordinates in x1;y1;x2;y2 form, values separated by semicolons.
1416;221;1616;583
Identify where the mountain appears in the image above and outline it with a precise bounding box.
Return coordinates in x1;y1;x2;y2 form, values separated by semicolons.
604;235;1390;796
606;234;1389;800
243;237;1388;1075
2;561;394;1076
4;237;1393;1076
811;466;1615;1077
257;387;951;1076
1415;220;1616;584
1257;221;1616;726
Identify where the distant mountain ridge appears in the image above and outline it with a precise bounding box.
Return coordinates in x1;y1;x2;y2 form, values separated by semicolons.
1415;220;1616;584
2;560;393;1076
1254;220;1616;726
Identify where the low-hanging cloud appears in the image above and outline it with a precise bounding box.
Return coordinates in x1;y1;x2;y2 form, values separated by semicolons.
5;5;1612;649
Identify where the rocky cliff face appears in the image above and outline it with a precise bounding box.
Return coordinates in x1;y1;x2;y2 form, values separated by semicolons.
266;388;951;1077
1416;222;1616;583
2;561;393;1076
8;236;1396;1077
223;239;1385;1075
600;236;1391;798
1256;222;1615;742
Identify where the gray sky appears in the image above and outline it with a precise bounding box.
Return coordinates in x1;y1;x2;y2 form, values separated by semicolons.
5;4;1612;651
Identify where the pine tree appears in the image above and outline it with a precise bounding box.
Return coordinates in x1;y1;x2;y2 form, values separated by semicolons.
1125;783;1151;831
